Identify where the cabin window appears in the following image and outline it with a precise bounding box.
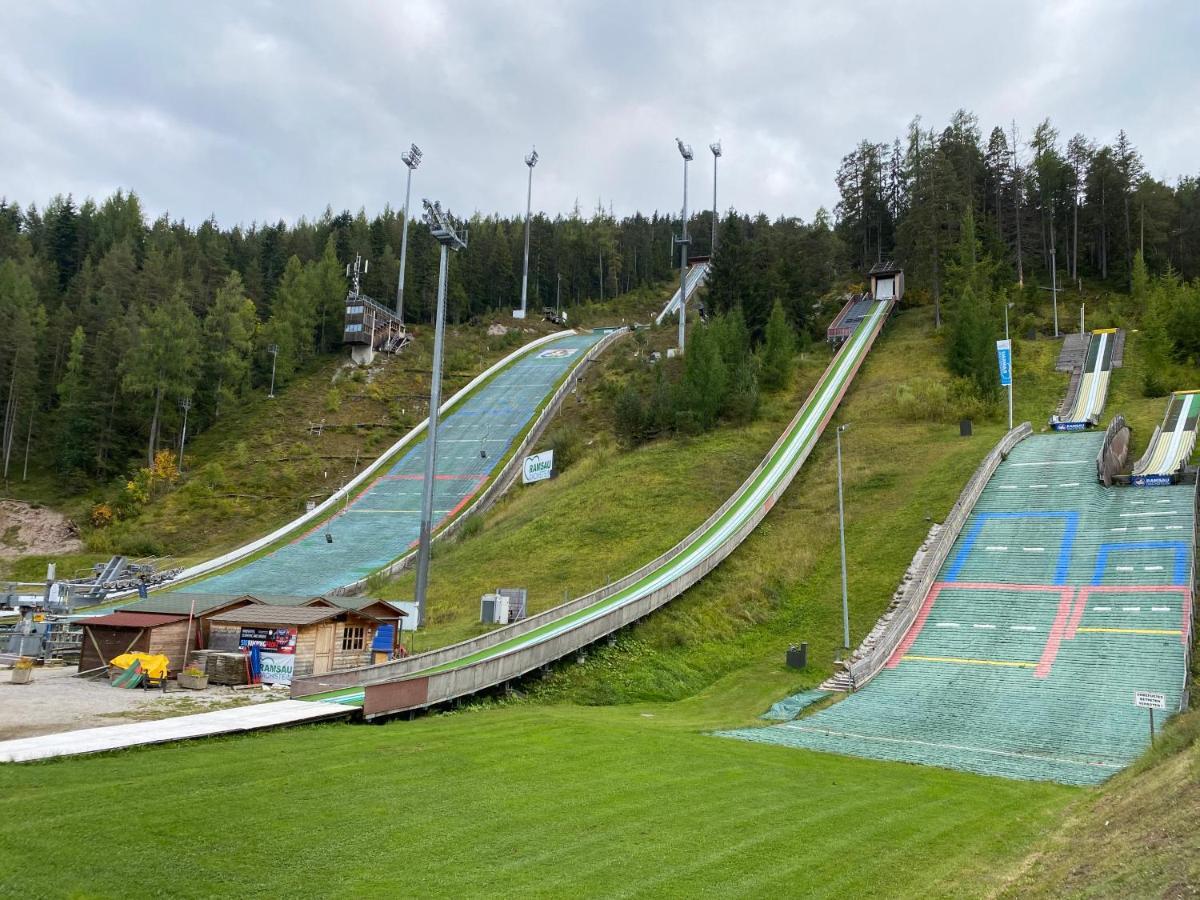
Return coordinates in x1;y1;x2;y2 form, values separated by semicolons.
341;626;365;651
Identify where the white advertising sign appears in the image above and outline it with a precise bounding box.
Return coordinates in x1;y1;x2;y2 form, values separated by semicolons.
523;450;554;484
260;652;295;685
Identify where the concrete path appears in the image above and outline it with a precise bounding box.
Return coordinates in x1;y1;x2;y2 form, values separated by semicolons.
0;699;353;763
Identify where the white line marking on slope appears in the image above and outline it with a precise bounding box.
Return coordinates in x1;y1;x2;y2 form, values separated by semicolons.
1122;606;1141;612
1152;606;1170;612
985;546;1008;551
1093;606;1112;611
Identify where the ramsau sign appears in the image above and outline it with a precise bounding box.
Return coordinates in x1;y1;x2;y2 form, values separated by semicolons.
523;449;554;484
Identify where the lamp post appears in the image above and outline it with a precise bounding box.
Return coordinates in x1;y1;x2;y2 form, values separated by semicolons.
414;200;468;629
267;344;279;399
709;141;721;255
178;396;192;471
836;423;851;651
1050;246;1059;337
675;138;693;354
395;143;422;322
517;147;538;319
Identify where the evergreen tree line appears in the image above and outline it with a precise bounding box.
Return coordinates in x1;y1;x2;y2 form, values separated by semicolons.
0;192;703;485
833;111;1200;324
615;300;798;447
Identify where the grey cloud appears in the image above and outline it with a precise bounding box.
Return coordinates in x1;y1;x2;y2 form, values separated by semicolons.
1;0;1197;227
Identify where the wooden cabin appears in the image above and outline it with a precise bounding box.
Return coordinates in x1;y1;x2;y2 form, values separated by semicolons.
303;596;408;660
205;604;380;682
78;612;192;675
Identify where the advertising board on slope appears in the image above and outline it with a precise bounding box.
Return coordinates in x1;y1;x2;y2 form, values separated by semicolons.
1132;474;1174;487
523;449;554;484
239;626;297;685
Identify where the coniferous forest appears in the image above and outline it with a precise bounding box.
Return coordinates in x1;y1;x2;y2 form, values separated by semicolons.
3;109;1200;491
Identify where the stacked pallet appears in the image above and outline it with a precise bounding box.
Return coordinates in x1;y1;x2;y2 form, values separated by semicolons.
188;650;247;685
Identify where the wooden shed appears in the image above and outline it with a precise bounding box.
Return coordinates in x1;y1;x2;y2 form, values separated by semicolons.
304;596;409;660
78;612;191;675
206;605;380;683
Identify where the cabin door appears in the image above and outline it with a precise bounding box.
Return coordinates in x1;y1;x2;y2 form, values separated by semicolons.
313;624;335;675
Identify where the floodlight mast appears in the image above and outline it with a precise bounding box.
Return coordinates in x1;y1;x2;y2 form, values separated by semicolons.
413;199;467;628
675;138;693;354
710;141;721;254
395;143;423;321
517;147;538;319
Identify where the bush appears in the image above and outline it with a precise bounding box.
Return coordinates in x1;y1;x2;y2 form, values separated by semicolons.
894;376;991;424
90;503;114;529
544;425;583;472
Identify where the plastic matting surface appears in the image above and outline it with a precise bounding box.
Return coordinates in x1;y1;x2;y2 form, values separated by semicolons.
721;433;1194;785
179;331;603;600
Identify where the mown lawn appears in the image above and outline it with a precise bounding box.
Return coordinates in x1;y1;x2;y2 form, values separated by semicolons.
0;690;1073;899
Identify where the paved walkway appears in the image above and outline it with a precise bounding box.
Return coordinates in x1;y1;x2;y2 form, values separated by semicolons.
0;700;353;762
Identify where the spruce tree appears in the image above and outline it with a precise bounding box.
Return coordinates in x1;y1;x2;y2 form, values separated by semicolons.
759;299;796;391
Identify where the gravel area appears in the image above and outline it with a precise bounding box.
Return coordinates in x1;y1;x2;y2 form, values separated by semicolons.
0;664;287;740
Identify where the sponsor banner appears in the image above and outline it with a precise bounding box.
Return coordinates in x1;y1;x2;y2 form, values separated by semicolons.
523;449;554;484
1132;475;1173;487
260;652;295;685
995;339;1012;387
239;626;297;654
538;348;578;359
1051;421;1089;432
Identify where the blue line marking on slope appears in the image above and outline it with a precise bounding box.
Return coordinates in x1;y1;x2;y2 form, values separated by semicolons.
945;511;1080;584
1091;541;1190;585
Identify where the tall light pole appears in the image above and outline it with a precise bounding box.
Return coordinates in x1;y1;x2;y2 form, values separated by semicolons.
177;396;192;471
1050;246;1059;337
517;147;538;320
836;423;851;651
266;344;279;399
709;141;721;255
414;200;468;629
675;138;693;354
395;143;423;322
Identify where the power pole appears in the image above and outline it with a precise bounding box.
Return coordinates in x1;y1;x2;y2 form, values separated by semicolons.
414;200;467;629
836;424;851;651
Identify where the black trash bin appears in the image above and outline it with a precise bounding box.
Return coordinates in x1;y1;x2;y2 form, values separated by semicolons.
960;418;973;437
786;643;808;669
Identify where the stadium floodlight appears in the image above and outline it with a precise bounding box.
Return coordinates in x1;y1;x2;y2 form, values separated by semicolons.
516;147;538;319
395;142;423;321
414;198;468;627
709;141;722;254
674;139;693;353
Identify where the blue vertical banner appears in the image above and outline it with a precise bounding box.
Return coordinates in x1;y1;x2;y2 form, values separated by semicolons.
996;339;1013;387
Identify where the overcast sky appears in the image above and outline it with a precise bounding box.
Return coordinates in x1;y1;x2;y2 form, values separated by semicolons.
2;0;1197;229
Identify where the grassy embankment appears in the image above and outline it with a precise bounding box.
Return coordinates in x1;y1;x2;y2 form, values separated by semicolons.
0;285;673;586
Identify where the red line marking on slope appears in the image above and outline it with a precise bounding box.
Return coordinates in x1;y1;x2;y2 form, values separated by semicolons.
1035;588;1077;678
1065;588;1090;640
886;583;944;668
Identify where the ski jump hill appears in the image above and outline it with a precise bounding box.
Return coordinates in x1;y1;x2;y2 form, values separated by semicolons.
289;296;895;715
123;327;625;610
725;331;1196;786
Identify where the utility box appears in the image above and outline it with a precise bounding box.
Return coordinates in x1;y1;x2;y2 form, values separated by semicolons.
480;593;510;625
786;643;808;669
960;419;973;437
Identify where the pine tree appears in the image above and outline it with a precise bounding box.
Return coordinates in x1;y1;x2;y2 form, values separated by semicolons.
121;283;200;465
203;271;257;417
55;326;94;472
680;323;727;431
759;299;796;391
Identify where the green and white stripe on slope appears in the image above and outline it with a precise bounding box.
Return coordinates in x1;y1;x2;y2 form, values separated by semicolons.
307;299;891;706
1064;329;1112;423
